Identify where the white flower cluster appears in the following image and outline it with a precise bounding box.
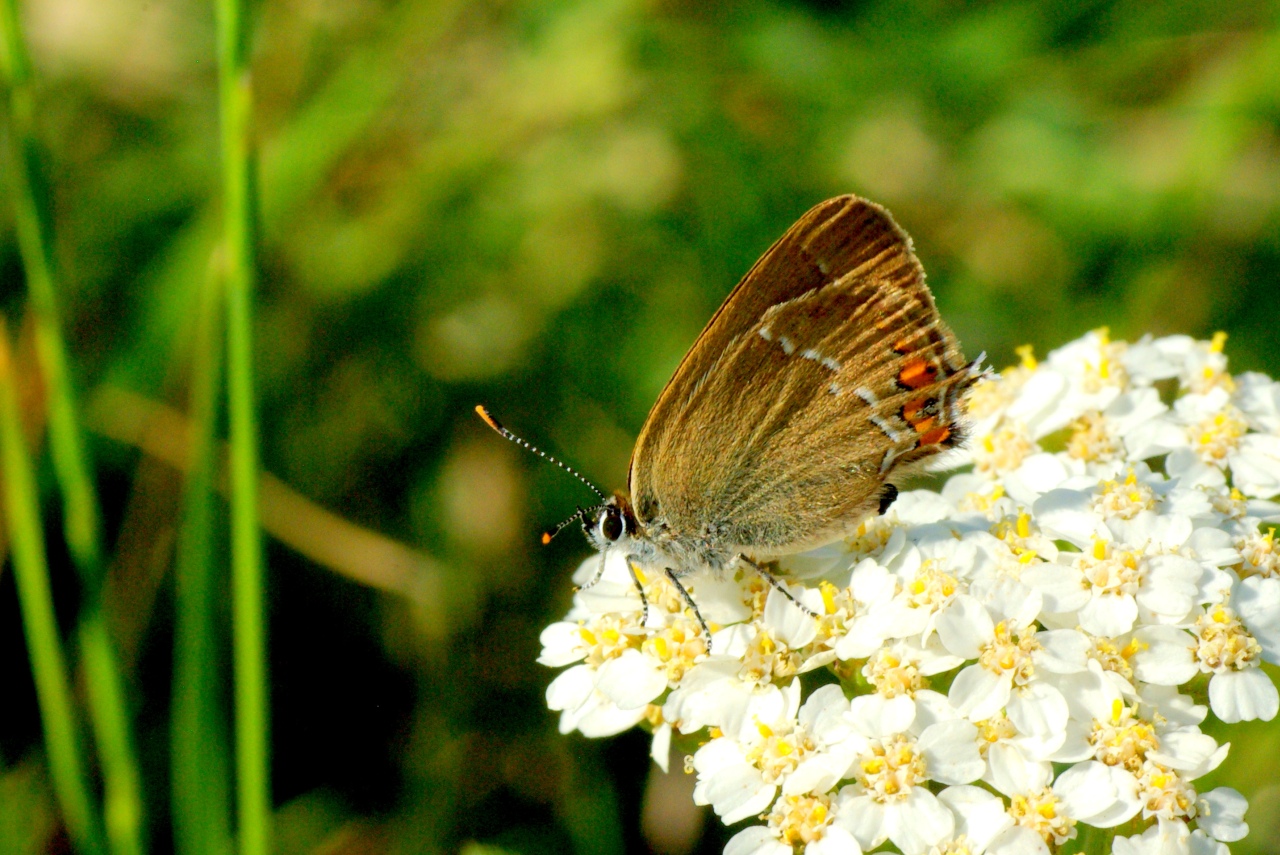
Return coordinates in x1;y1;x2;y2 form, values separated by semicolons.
538;330;1280;855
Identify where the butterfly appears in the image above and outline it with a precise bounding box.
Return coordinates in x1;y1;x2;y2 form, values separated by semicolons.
480;194;982;646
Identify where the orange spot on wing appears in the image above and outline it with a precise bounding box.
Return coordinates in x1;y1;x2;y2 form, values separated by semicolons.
919;425;952;446
901;398;927;423
912;416;938;435
893;338;914;355
898;359;937;390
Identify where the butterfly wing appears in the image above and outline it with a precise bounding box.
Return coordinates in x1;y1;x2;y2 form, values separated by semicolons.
628;195;979;556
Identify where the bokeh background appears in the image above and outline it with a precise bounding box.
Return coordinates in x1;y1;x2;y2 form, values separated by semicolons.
2;0;1280;853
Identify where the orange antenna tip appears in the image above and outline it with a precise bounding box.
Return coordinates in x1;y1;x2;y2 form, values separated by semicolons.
541;532;553;545
475;404;502;432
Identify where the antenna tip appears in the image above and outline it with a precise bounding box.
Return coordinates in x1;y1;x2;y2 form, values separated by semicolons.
475;404;502;432
541;531;553;545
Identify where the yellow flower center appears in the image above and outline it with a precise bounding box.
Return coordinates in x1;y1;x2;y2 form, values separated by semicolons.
743;720;814;784
1238;529;1279;579
854;733;926;803
974;423;1036;475
975;713;1017;756
578;614;641;667
1089;701;1159;773
766;794;834;846
640;617;708;682
865;647;926;698
1077;540;1145;597
990;511;1043;564
904;561;960;611
739;629;803;684
1094;471;1159;519
978;621;1040;684
1137;760;1196;821
1194;606;1262;672
1087;636;1142;682
1189;406;1247;464
1009;788;1075;845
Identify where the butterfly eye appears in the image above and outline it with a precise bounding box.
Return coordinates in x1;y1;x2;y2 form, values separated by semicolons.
601;508;625;542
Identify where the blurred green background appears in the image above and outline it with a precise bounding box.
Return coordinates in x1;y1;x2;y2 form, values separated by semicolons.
2;0;1280;853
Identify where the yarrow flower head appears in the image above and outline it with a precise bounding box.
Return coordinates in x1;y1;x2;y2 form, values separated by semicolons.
538;331;1280;854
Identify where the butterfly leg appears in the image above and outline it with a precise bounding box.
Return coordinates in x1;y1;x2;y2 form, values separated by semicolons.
575;550;610;592
625;556;651;628
664;568;713;651
737;555;818;619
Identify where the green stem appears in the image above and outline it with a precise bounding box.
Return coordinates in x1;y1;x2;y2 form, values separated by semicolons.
214;0;269;852
0;321;105;855
171;266;233;855
0;3;144;854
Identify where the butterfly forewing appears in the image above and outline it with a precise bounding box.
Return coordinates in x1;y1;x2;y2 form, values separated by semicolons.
628;195;977;558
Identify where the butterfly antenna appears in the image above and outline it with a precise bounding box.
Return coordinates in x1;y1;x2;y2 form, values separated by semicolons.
540;506;596;545
475;406;607;504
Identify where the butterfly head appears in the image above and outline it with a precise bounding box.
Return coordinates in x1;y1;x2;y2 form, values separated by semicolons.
583;493;640;553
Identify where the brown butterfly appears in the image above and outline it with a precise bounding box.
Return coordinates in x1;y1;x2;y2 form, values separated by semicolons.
480;194;982;646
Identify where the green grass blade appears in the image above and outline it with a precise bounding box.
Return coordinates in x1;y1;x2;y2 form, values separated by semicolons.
172;265;234;855
0;320;105;855
215;0;270;852
0;2;145;854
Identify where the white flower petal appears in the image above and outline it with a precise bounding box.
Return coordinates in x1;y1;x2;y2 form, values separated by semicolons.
1079;591;1139;637
935;597;995;660
1021;564;1090;613
986;742;1051;795
949;664;1010;721
884;788;954;855
799;684;854;739
1148;728;1224;776
849;693;915;737
1005;681;1068;739
1232;434;1280;498
650;723;671;773
765;586;820;648
785;750;856;796
1197;787;1249;842
726;825;791;855
577;697;649;737
918;719;984;784
1034;489;1109;548
833;789;887;851
1051;761;1118;822
986;825;1051;855
1133;626;1200;685
1137;555;1200;623
546;665;596;717
537;621;588;667
938;785;1014;851
1031;629;1090;673
808;824;863;855
595;649;668;710
1208;668;1280;723
695;764;776;824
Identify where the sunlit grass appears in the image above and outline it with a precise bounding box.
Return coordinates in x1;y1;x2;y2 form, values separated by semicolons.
215;0;270;851
1;1;144;853
0;320;104;855
171;265;234;855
